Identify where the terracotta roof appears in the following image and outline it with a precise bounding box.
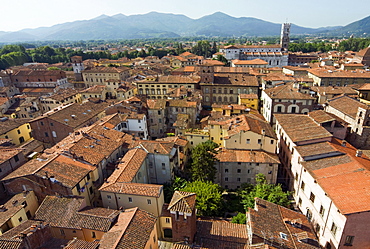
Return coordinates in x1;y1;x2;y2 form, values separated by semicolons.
82;66;129;73
195;218;248;249
308;110;337;124
294;141;343;159
173;113;189;127
100;148;147;184
44;88;80;102
326;95;367;119
132;140;175;154
216;149;280;164
264;83;314;100
35;196;119;231
0;148;22;164
64;239;99;249
168;99;197;108
211;114;276;139
210;75;259;87
80;85;106;93
2;154;94;189
308;68;370;78
34;196;85;229
139;75;200;84
212;103;248;110
248;198;320;249
31;101;109;129
99;207;157;249
301;138;370;214
239;93;259;99
232;59;268;65
69;125;133;166
100;182;163;197
168;191;196;213
310;86;358;95
275;114;332;143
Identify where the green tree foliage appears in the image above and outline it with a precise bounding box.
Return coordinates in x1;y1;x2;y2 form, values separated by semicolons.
181;180;223;216
190;140;219;182
163;177;188;203
337;38;370;52
231;212;246;224
240;173;290;210
288;42;332;53
191;40;212;58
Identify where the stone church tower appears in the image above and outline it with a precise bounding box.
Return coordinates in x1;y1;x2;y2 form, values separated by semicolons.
280;23;291;51
70;55;84;81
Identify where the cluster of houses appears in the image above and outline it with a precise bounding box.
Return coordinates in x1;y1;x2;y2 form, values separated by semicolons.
1;31;370;248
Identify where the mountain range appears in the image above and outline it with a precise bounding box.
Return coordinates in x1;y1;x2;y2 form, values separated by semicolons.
0;12;368;42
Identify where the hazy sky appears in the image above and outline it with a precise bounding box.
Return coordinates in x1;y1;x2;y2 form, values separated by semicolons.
2;0;369;31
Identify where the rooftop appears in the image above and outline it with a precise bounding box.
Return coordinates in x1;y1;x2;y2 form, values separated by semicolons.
275;114;332;143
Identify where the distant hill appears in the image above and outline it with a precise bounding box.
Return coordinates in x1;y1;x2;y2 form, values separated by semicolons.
0;11;368;42
330;15;370;36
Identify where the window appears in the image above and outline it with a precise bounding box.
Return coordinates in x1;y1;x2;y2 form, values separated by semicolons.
17;129;20;134
291;106;296;113
44;132;49;137
165;218;170;223
246;139;250;144
237;169;241;173
50;122;53;126
14;155;19;162
270;140;274;144
18;217;23;222
345;236;354;246
128;197;133;203
60;229;65;235
147;199;152;205
330;222;338;236
225;177;228;181
310;192;315;203
40;121;44;126
315;224;321;233
225;169;228;173
301;181;305;190
162;163;166;170
92;231;96;238
237;178;241;182
280;232;288;240
258;139;262;144
175;211;179;220
319;205;325;217
295;173;298;181
107;195;112;199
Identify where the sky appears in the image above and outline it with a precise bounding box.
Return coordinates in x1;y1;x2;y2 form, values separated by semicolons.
1;0;369;32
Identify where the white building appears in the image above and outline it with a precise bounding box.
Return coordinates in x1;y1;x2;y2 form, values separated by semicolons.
275;114;370;249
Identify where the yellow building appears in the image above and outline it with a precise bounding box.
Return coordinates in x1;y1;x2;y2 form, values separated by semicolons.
211;103;250;116
184;129;210;147
238;93;259;110
208;114;277;153
82;66;130;88
0;191;39;235
0;118;32;145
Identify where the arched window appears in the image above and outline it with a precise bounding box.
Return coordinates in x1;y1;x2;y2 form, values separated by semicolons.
218;97;222;102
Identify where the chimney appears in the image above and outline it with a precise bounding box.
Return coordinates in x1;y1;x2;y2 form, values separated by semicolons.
356;150;363;157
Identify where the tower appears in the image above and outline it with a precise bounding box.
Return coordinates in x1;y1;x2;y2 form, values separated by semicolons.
199;64;214;84
70;56;84;81
168;191;197;243
280;23;291;51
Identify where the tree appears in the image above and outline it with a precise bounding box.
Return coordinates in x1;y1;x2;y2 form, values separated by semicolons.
163;177;188;203
190;140;218;182
239;174;290;210
231;212;246;224
181;180;223;216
